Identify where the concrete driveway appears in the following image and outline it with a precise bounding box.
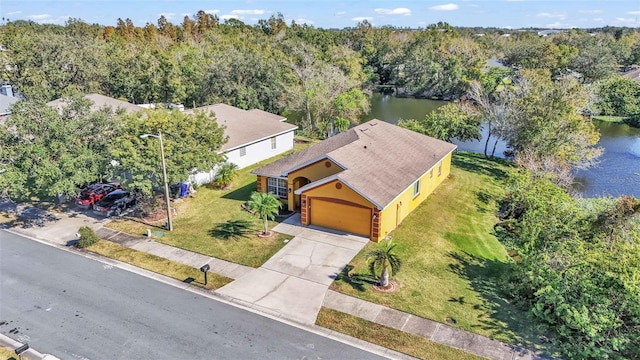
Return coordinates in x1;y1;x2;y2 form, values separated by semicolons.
215;214;370;324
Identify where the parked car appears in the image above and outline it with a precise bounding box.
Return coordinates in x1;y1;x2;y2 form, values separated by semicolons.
75;182;121;209
92;189;137;217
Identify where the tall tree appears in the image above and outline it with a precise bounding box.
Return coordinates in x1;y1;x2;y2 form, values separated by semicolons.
110;109;227;194
0;95;119;200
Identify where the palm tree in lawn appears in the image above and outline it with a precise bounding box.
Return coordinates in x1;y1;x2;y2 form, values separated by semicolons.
366;239;402;288
214;162;238;189
247;191;283;235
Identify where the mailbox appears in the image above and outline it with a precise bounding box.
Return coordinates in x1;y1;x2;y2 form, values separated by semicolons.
200;264;210;285
15;343;29;355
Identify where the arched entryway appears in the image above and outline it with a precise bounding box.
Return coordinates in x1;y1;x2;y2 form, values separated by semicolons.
291;176;311;210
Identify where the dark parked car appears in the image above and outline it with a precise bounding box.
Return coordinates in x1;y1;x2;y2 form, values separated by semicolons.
92;189;137;217
75;182;121;209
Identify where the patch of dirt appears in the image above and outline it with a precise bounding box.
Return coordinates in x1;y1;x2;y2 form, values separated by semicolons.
372;280;399;293
257;230;276;238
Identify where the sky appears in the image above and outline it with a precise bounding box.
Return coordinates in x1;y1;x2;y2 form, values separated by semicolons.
1;0;639;30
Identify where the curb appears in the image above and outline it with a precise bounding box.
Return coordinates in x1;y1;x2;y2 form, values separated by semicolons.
2;229;415;360
0;333;60;360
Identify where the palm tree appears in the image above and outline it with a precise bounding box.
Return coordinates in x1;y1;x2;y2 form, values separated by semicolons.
247;191;283;235
366;239;402;288
214;162;238;189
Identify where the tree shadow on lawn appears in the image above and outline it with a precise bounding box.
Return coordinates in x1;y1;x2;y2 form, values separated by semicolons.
220;182;257;201
333;264;379;292
447;251;555;355
453;152;511;180
209;219;254;240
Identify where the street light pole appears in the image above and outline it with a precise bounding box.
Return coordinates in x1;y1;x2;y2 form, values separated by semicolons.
140;132;173;231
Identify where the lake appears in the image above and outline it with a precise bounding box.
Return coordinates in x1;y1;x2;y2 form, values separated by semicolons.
366;93;640;198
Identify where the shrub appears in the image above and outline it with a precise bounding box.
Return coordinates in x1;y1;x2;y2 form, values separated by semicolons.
77;226;99;248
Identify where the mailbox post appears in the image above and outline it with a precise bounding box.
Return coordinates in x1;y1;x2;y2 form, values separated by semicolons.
200;264;210;285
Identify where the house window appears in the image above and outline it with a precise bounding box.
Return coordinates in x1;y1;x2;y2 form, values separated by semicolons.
267;178;288;198
438;163;442;176
271;137;276;150
239;147;246;157
430;169;434;178
413;179;420;197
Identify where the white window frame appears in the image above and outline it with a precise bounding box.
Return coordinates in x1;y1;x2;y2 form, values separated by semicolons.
271;136;277;150
413;179;420;197
267;178;288;198
239;146;247;157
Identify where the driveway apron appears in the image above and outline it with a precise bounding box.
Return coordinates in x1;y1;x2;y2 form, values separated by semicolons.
215;214;370;324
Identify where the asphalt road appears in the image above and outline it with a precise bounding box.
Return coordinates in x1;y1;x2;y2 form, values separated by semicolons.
0;231;384;360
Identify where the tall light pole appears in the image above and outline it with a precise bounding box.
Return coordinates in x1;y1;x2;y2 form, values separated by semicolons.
140;132;173;231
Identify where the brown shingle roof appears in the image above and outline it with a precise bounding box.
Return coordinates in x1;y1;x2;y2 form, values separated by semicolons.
185;103;297;151
47;94;144;113
253;120;457;209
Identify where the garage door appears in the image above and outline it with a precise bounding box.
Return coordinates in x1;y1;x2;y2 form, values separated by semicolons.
310;198;371;237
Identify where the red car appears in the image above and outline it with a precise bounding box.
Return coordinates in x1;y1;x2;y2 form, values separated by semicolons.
75;183;121;209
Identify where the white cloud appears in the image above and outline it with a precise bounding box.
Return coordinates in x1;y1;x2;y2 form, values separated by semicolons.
428;4;459;11
28;14;51;20
230;9;265;15
546;22;565;28
159;12;175;19
615;17;637;23
536;12;566;19
295;18;314;25
7;11;22;15
374;8;412;16
220;14;239;20
204;9;220;14
352;16;374;22
593;17;604;22
579;10;602;14
336;11;346;16
627;10;640;15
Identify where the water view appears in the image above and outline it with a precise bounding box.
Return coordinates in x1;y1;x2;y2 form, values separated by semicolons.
366;93;640;198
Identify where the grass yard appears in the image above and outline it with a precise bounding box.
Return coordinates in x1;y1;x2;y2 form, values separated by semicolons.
106;143;312;268
86;240;233;290
330;152;551;352
0;346;15;360
317;308;486;360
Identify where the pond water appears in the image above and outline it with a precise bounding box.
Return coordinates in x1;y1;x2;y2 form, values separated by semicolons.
366;93;640;198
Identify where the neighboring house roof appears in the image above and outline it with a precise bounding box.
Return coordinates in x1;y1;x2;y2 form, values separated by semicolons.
253;120;457;209
47;94;144;113
0;94;19;116
185;103;297;151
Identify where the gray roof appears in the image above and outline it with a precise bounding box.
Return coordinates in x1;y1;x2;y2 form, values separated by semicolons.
185;103;297;151
0;94;19;115
253;120;457;209
47;94;144;114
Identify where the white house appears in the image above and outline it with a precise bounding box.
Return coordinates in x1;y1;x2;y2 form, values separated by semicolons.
184;103;298;185
47;94;298;186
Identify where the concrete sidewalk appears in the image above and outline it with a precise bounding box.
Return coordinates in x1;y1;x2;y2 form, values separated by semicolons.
96;227;253;280
324;291;548;360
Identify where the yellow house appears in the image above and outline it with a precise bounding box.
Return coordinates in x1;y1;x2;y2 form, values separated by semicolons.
252;120;457;242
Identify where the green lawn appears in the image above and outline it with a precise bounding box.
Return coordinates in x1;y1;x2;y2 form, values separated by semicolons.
106;143;312;267
317;308;486;360
0;346;15;360
330;152;551;352
86;240;233;290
